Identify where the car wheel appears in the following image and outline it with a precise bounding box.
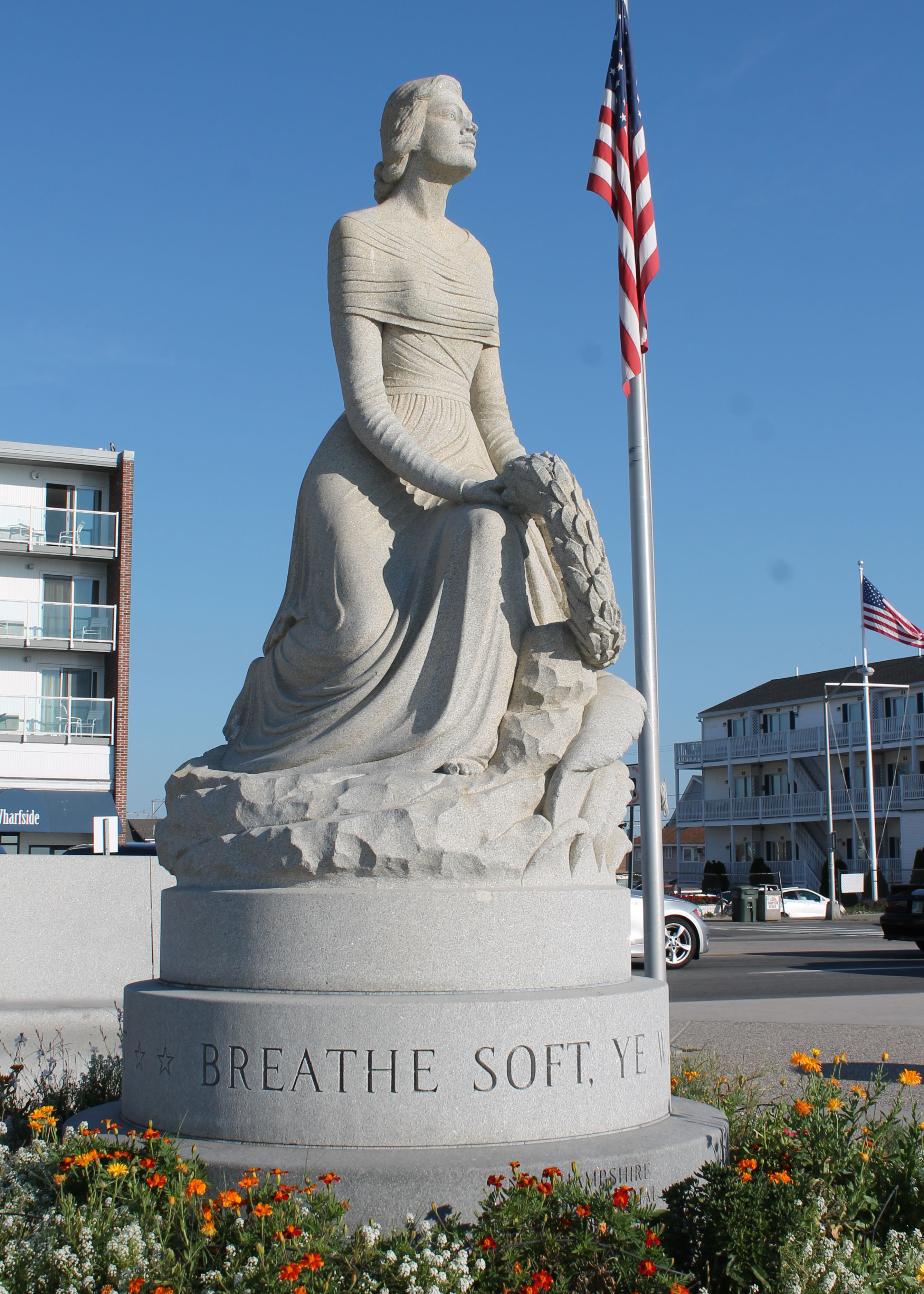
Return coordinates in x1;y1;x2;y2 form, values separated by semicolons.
665;917;698;969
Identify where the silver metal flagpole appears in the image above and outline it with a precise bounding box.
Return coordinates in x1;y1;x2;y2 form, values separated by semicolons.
628;354;666;981
617;0;666;980
858;560;879;901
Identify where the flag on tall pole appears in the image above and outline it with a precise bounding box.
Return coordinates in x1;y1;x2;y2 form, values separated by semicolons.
588;0;659;392
587;1;667;981
861;576;924;648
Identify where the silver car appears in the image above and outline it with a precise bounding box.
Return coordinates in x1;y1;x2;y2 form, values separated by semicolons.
629;891;710;969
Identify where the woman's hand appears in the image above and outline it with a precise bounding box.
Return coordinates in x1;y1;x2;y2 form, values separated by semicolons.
461;476;506;506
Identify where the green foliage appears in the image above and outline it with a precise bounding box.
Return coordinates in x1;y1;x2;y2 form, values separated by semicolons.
1;1025;122;1152
910;845;924;886
669;1052;924;1293
701;860;729;894
747;855;775;886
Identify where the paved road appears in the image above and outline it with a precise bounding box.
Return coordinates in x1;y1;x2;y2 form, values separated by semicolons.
664;919;924;1003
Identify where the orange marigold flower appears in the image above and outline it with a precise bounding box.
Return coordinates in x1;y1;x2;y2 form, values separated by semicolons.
202;1220;216;1236
598;1221;608;1235
252;1202;273;1217
52;1172;66;1184
645;1228;661;1248
794;1100;813;1116
737;1157;757;1171
799;1057;822;1075
670;1284;690;1294
851;1084;869;1098
899;1068;922;1086
302;1253;325;1272
185;1178;207;1197
670;1075;679;1091
541;1165;562;1178
638;1258;658;1277
682;1069;700;1080
139;1157;157;1169
101;1286;114;1294
142;1126;161;1140
318;1172;340;1185
768;1170;793;1184
279;1263;304;1282
152;1287;174;1294
575;1204;591;1218
828;1077;842;1087
217;1189;243;1208
239;1172;260;1188
827;1097;842;1111
74;1150;100;1167
530;1271;553;1292
881;1051;890;1062
146;1173;168;1189
790;1050;808;1066
479;1235;497;1250
612;1185;631;1209
486;1174;505;1188
858;1150;870;1162
536;1180;553;1196
283;1224;303;1239
737;1171;752;1182
509;1159;521;1169
129;1281;144;1294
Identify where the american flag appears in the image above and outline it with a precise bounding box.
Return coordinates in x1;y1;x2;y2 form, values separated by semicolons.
862;577;924;648
587;0;659;392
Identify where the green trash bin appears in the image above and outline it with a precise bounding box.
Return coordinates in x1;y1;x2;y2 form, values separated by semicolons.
732;884;758;923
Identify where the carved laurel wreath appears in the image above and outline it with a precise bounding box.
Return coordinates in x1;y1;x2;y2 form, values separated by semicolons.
499;452;625;669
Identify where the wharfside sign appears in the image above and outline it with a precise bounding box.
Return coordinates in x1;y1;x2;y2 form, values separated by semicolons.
0;807;40;826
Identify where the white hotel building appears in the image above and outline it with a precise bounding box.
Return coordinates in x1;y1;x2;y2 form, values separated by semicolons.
0;441;133;852
674;655;924;888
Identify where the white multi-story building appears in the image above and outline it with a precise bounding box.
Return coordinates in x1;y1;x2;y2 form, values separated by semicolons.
674;655;924;888
0;440;133;852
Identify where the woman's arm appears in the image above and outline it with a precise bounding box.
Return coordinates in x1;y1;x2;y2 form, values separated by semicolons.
332;311;481;501
470;345;527;471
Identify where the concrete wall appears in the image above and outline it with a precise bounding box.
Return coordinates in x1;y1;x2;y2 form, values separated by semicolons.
0;855;174;1009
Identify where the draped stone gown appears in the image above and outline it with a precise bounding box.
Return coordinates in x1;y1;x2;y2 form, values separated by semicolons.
221;208;563;776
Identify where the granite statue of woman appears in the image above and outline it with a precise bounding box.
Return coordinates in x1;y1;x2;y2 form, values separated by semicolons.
159;75;645;886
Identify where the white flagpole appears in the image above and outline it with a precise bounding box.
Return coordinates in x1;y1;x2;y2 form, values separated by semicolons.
858;560;879;901
617;0;665;980
627;355;666;980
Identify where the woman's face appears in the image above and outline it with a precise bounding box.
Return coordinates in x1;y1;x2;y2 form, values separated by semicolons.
417;87;478;180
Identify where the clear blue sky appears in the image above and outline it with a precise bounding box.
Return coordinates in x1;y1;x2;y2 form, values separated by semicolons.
2;1;922;813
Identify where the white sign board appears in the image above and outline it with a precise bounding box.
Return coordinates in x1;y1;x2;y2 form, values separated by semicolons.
840;872;866;894
92;815;120;854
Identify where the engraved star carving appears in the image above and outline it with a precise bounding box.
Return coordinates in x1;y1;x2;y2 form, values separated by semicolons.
134;1042;145;1070
157;1044;174;1076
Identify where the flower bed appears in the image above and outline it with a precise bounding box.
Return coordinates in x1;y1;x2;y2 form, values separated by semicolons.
1;1052;923;1293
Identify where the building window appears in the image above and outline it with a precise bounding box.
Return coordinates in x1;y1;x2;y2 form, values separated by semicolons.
761;713;786;733
44;484;103;544
0;833;19;854
763;773;788;796
734;775;755;798
887;835;900;860
27;844;71;855
765;841;778;862
917;692;924;715
884;696;907;720
728;717;747;737
841;701;862;723
844;838;853;860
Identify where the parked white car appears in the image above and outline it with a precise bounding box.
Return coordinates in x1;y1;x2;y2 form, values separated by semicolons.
629;892;710;969
781;886;846;919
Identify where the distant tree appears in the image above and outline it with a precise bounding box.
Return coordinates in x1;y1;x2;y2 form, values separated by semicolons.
701;859;729;893
748;855;774;886
910;847;924;886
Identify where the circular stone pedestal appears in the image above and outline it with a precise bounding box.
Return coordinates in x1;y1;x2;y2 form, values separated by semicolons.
119;881;726;1218
76;1097;727;1229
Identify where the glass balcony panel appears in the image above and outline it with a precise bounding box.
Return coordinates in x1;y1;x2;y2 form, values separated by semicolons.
40;601;71;639
0;694;114;740
71;603;115;644
73;509;116;549
0;503;33;542
0;600;26;638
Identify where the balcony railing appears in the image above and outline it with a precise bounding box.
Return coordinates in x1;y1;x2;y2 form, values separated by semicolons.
680;777;924;821
0;503;118;556
675;713;924;767
0;694;114;741
0;600;116;649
